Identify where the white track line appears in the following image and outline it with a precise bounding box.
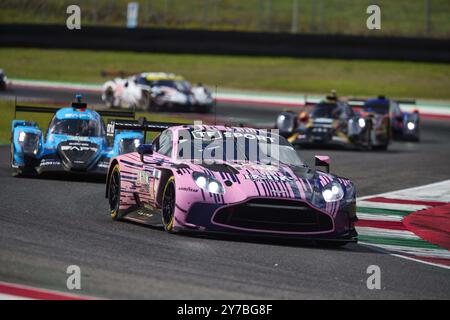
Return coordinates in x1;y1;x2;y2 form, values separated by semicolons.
356;213;404;222
356;227;421;240
358;179;450;201
359;244;450;270
356;200;428;212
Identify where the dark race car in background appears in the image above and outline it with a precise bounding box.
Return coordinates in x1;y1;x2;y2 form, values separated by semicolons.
275;96;390;151
349;96;420;142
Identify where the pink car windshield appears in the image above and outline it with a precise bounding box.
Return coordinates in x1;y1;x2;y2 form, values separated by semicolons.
176;129;304;167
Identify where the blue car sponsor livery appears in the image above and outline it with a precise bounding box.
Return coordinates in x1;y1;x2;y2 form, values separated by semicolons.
10;94;144;176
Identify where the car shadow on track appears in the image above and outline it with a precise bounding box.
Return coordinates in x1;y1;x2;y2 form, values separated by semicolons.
184;233;375;253
120;218;374;254
11;172;106;184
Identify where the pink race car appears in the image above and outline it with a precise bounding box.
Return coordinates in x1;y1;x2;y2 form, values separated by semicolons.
105;119;358;246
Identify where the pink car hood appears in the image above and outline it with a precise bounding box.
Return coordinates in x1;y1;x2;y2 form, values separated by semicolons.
174;159;318;204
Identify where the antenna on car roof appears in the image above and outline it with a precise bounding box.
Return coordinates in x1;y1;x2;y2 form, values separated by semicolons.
72;93;87;110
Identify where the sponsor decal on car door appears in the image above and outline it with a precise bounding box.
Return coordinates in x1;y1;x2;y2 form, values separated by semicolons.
135;166;155;201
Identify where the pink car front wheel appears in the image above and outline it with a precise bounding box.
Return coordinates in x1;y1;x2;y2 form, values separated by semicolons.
109;164;124;221
162;176;176;232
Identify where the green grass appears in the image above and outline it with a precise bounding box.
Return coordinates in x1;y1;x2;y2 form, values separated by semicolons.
2;48;450;100
1;0;449;38
0;99;192;144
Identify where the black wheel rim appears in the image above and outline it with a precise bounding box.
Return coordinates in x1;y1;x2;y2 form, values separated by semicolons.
10;144;14;167
367;123;372;150
162;182;175;226
109;171;120;212
106;89;114;102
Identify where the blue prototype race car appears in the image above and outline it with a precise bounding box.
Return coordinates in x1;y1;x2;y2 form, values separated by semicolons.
10;95;144;177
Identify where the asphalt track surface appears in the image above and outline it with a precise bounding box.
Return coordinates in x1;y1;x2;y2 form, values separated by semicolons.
0;86;449;299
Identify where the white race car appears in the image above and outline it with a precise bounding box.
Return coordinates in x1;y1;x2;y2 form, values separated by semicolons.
102;72;213;113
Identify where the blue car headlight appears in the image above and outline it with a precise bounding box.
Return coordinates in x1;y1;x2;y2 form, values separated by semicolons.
192;172;224;194
18;131;40;155
322;182;344;202
18;131;27;142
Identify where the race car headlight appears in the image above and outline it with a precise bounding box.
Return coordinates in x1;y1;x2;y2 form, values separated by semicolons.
407;122;415;131
18;131;27;142
192;172;224;194
322;182;344;202
358;118;366;128
276;114;294;132
195;175;207;188
18;131;40;155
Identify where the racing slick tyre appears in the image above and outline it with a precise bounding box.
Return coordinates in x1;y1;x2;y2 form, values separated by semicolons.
195;105;212;114
10;144;20;177
162;176;176;233
141;90;151;111
361;119;373;151
374;144;389;151
410;131;420;142
104;88;117;108
414;128;420;142
109;164;125;221
10;144;37;177
148;100;162;112
317;240;348;248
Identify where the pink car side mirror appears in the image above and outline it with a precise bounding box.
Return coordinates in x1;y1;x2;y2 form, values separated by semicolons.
137;144;153;164
315;155;330;173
